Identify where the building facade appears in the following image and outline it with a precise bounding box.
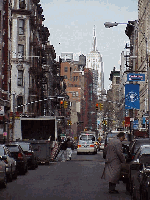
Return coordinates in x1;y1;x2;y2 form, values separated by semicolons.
0;0;11;142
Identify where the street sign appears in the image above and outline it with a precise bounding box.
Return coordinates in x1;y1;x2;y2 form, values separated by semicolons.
127;73;145;82
133;120;139;130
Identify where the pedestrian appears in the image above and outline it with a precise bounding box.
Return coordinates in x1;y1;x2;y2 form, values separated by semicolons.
101;132;126;194
66;137;74;161
57;139;67;162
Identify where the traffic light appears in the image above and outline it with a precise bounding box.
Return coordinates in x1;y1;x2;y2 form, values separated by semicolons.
64;101;68;109
96;103;98;111
100;103;103;110
67;120;72;125
60;100;64;108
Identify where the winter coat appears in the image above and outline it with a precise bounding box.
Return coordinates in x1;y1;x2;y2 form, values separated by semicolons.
60;141;67;150
66;140;74;150
101;137;125;184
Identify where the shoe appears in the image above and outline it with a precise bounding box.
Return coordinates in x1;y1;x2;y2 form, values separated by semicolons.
109;190;119;194
70;157;71;160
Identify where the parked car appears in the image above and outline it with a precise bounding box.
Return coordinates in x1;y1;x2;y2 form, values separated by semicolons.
130;145;150;199
15;142;38;169
77;140;97;155
0;145;17;181
129;138;150;160
121;138;150;193
5;143;28;175
0;158;7;188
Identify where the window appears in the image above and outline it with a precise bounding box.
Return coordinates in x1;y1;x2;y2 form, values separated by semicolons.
64;67;68;72
116;77;120;84
72;92;75;97
19;0;26;9
64;75;67;79
19;19;24;35
73;76;78;81
18;70;23;86
18;44;24;60
76;92;78;97
17;96;23;112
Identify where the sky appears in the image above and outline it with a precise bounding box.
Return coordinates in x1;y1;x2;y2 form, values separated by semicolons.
40;0;138;90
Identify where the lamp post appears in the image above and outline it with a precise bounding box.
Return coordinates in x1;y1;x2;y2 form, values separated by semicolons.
104;22;127;28
104;21;150;136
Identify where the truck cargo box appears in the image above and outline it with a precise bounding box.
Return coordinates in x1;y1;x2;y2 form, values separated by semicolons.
29;140;53;164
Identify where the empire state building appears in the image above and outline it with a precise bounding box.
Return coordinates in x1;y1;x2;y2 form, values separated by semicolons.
86;26;104;99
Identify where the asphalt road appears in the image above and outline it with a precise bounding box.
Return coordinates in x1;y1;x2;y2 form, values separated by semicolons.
0;150;131;200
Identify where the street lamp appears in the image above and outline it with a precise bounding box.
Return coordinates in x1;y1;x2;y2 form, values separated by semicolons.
104;21;150;136
104;22;127;28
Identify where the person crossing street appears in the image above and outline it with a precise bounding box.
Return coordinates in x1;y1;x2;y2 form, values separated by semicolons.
66;137;74;161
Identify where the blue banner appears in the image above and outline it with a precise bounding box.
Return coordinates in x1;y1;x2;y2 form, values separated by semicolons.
133;120;139;130
125;84;140;109
127;73;145;82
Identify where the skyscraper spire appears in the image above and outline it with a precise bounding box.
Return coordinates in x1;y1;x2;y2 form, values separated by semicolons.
93;25;96;51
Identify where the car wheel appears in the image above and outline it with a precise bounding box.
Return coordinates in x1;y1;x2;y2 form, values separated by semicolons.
13;169;17;179
8;167;13;182
22;164;27;175
77;152;80;155
32;163;36;170
1;171;7;188
131;192;137;200
35;159;38;168
126;179;131;192
25;164;28;173
141;189;148;200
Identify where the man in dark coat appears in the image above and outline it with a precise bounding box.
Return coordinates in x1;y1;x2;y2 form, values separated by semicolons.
101;132;126;193
66;137;74;160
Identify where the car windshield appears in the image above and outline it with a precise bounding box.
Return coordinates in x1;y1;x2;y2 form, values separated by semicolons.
80;135;95;141
0;147;4;155
107;132;118;138
18;143;30;151
5;145;19;152
134;140;150;153
141;146;150;154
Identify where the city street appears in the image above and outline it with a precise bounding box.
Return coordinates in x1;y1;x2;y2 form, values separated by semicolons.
0;150;131;200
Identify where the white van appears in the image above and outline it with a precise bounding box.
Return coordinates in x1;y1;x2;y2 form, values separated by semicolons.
77;133;97;155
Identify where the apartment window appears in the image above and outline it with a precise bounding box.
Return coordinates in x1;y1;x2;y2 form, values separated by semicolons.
18;70;23;86
64;75;67;79
19;0;26;9
73;76;78;81
64;66;68;72
17;96;23;112
116;77;120;84
19;19;24;35
72;92;76;97
18;44;24;60
76;92;78;97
